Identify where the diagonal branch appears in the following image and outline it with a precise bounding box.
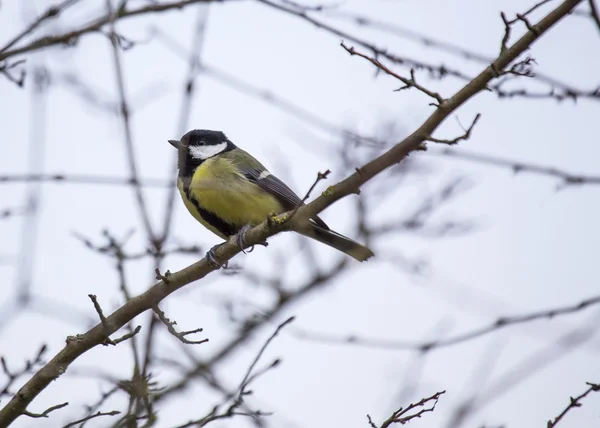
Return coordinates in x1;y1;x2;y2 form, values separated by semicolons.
547;382;600;427
0;0;81;54
0;1;582;425
0;0;228;62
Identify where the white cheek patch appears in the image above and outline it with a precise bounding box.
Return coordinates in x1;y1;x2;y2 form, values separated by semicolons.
258;170;271;180
189;142;228;160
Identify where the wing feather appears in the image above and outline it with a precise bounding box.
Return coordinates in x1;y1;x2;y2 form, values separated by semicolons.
241;167;330;230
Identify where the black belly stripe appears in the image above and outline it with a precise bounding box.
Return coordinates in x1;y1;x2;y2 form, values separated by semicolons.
185;189;239;237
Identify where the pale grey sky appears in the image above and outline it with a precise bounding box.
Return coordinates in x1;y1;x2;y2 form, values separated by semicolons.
1;0;599;427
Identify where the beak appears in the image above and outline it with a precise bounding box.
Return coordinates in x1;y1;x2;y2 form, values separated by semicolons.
168;139;182;149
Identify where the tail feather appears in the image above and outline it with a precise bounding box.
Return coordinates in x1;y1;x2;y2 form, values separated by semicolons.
299;224;374;262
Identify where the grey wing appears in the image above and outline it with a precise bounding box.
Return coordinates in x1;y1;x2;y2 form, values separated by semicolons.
242;167;330;230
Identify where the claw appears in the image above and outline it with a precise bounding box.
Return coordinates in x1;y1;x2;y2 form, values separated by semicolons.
206;244;228;269
236;224;253;254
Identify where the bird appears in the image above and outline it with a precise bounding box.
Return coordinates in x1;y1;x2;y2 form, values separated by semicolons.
168;129;374;266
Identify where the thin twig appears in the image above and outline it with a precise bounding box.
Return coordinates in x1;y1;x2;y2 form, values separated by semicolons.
426;114;481;145
23;402;68;418
88;294;142;346
341;42;445;105
152;306;208;345
547;382;600;427
285;170;330;223
62;410;121;428
237;316;295;393
368;390;446;427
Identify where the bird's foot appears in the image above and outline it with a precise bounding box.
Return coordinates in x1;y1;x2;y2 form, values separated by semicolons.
235;224;269;253
236;224;253;253
205;244;228;269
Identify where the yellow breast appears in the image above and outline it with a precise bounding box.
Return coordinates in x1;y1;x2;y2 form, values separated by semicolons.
179;157;285;239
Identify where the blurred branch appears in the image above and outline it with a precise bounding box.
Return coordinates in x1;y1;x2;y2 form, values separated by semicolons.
0;59;26;87
1;345;47;398
452;311;600;427
589;0;600;33
0;173;171;187
157;258;349;401
0;1;581;425
292;294;600;351
0;207;26;220
106;0;156;244
368;390;446;428
547;382;600;427
152;27;385;146
0;0;81;54
15;67;50;307
432;148;600;187
0;0;229;62
62;410;121;428
256;0;473;81
143;4;211;395
173;318;293;427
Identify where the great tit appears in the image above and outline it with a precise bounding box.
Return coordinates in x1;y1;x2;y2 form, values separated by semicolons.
168;129;374;265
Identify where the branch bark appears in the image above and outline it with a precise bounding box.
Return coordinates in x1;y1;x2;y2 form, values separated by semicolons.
0;0;225;62
0;0;583;425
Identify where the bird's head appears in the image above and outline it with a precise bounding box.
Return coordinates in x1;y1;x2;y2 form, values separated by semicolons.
168;129;236;161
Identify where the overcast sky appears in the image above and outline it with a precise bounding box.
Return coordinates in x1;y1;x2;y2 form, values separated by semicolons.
1;0;600;427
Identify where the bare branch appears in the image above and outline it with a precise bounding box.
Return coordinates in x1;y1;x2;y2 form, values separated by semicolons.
292;293;600;351
0;2;582;424
368;390;446;427
432;148;600;186
62;410;121;428
285;170;331;223
173;318;293;427
0;0;81;54
22;402;68;418
0;0;228;62
341;42;445;105
0;59;26;86
547;382;600;427
1;345;47;398
325;8;600;102
237;316;294;393
426;114;481;145
152;306;208;345
87;294;142;346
